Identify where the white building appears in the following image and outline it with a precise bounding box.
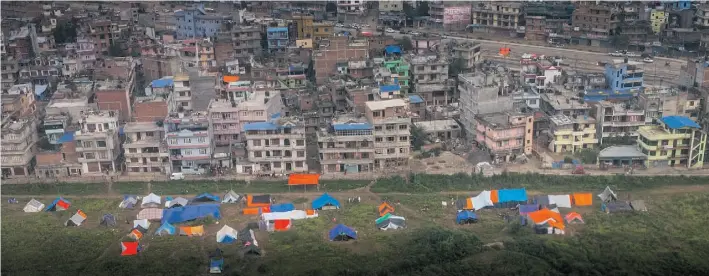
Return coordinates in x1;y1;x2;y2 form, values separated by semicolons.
164;112;213;173
74;110;121;174
123;122;170;175
365;99;412;171
1;119;38;177
242;117;308;174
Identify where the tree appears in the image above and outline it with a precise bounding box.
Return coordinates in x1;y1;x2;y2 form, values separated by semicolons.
411;124;428;151
398;36;413;51
108;43;126;57
52;21;78;44
448;58;465;77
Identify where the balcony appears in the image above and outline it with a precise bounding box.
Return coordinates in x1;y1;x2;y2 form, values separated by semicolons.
170;154;210;161
639;140;657;151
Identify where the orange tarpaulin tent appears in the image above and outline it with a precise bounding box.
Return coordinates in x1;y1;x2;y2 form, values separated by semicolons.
223;75;239;83
378;202;394;217
273;219;291;231
572;193;593;206
288;174;320;185
243;207;260;215
246;195;272;208
490;190;499;204
179;225;205;236
306;209;316;216
527;208;564;229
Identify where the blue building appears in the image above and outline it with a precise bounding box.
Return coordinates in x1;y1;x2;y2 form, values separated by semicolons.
267;27;289;53
174;4;228;39
586;59;644;101
664;1;691;11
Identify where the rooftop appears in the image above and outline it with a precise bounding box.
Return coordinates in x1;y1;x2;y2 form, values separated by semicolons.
475;112;528;129
414;119;461;133
549;114;595;125
541;94;590;111
123;122;162;133
598;145;647;159
365;99;407;111
661;116;700;129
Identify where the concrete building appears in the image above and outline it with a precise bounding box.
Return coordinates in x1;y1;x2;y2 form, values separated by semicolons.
1;89;37;124
6;25;38;59
681;57;709;89
638;87;697;123
410;54;450;105
123;122;170;175
87;20;122;56
429;1;473;31
208;91;283;147
585;59;644;101
228;26;262;59
74;110;121;174
292;15;315;39
174;4;228;39
523;2;575;42
317;116;375;174
267;27;289;53
547;114;598;154
377;57;411;91
94;79;133;122
379;0;403;12
520;55;563;94
570;2;618;47
242;117;308;174
458;72;514;138
313;22;335;40
173;74;193;111
474;112;534;162
470;2;522;34
452;42;482;74
365;99;412;170
637;115;706;168
164;112;213;173
1;56;20;93
695;4;709;29
650;8;668;34
44;114;70;145
337;0;367;23
414;119;462;142
590;101;646;144
313;37;369;84
1;119;38;177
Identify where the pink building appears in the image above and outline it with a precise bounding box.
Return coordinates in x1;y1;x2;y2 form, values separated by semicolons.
474;112;534;163
208;91;283;146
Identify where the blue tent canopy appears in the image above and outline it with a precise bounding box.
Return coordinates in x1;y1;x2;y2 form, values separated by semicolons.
379;84;400;93
45;197;71;211
191;193;220;203
312;193;341;210
270;203;295;213
57;131;75;143
329;224;357;241
385;45;402;55
498;188;528;203
155;222;176;235
456;210;478;224
161;204;221;224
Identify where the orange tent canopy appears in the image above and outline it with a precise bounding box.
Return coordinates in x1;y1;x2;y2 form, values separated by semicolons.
572;193;593;206
273;219;291;231
378;202;394;216
527;209;564;225
223;75;239;83
243;207;260;215
246;195;271;208
490;190;499;204
288;174;320;185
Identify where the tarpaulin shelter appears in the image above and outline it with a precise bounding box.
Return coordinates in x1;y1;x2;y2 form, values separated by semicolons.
45;197;71;211
385;45;402;55
162;204;221;224
288;173;320;185
548;195;572;208
602;201;632;213
65;210;87;226
121;241;140;256
519;204;540;215
246;194;272;208
312;193;340;210
378;202;395;217
210;258;224;274
239;229;261;256
242;207;262;215
191;193;220;204
572;193;593;206
155;222;176;236
137;208;163;221
471;190;494;210
455;198;474;210
565;212;584;224
141;193;162;208
133;219;151;229
23;199;45;212
630;200;648;211
128;226;148;240
526;209;565;230
168;197;189;208
598;186;618;203
100;214;116;226
270;203;295;213
533;195;550;206
456;210;478;224
179;225;205;236
329;224;357;241
119;195;138;209
260;210;318;221
216;225;238;243
222;190;241;203
376;213;406;230
497;188;528;207
260;218;291;232
165;196;173;208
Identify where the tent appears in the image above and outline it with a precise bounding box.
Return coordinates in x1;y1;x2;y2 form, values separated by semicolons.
455;198;474;210
242;207;261;215
45;197;71;211
133;219;151;229
526;209;565;230
260;210;318;221
471;190;494;210
162;204;221;224
128;226;148;240
121;241;140;256
630;200;648;211
270;203;295;213
548;195;572;208
598;186;618;203
572;193;593;206
378;202;395;217
456;210;478;224
497;188;528;205
141;193;162;208
239;229;261;256
100;214;117;227
565;212;584;224
168;197;189;208
216;225;238;244
603;201;633;213
329;224;357;241
209;258;224;274
137;208;163;221
65;210;87;226
312;193;341;210
191;193;220;204
155;222;176;236
119;195;138;209
179;225;205;236
533;195;550;206
23;199;45;212
246;194;272;208
376;213;406;230
519;204;539;215
260;218;292;232
222;190;241;203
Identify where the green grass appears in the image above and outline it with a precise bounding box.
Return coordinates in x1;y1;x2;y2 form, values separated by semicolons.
1;182;108;196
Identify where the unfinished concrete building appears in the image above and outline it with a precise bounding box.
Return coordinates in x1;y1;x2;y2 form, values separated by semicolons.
458;72;514;138
365;99;412;171
74;110;122;175
123;122;170;175
410;54;450;105
317;116;375;174
242;117;308;174
452;42;482;74
1;119;38;177
313;37;369;85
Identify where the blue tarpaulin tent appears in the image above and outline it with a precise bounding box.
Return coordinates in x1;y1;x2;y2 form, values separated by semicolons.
385;45;402;55
45;197;71;211
519;204;539;215
456;210;478;224
155;222;176;235
161;204;221;224
210;258;224;273
191;193;220;204
270;203;295;212
312;193;341;210
329;224;357;241
498;188;528;203
56;131;75;143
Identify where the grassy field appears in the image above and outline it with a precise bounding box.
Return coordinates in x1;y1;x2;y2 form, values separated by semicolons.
3;179;709;275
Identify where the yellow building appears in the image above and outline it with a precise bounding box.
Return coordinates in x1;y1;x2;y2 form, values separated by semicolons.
650;9;667;34
292;15;314;39
637;116;706;168
313;22;334;40
548;114;598;154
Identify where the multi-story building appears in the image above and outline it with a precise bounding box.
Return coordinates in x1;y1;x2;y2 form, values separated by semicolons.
337;0;366;23
378;57;410;91
1;87;37;124
650;8;668;34
164;112;213;173
638;87;697;123
380;0;403;12
1;56;20;93
681;57;709;89
452;42;482;74
570;2;618;47
94;79;133;122
313;37;369;84
1;119;38;177
523;2;575;42
520;55;563;94
547;114;598;154
695;4;709;29
267;27;289;53
458;72;514;138
590;101;646;144
638;115;706;168
44;114;70;145
292;15;315;40
317;116;375;174
313;22;334;40
470;2;522;34
243;117;308;174
365;99;412;170
174;4;228;39
74;110;121;174
208;90;283;147
410;54;450;105
173;74;193;111
123;122;170;175
474;112;534;162
229;26;262;59
6;25;39;60
429;1;473;32
87;20;122;56
585;59;644;101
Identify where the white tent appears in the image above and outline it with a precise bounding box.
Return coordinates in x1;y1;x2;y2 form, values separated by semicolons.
548;195;572;208
222;190;241;203
141;193;162;208
260;210;318;221
137;208;163;221
65;210;87;226
471;190;494;211
133;219;151;229
598;186;618;203
23;199;45;212
216;225;238;243
119;196;138;208
167;197;189;208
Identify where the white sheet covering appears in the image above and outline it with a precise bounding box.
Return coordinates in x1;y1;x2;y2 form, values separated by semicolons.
471;190;494;210
548;195;572;208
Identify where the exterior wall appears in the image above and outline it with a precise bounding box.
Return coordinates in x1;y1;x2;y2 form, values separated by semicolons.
244;128;309;173
549;123;598;154
638;123;706;168
379;0;403;12
123;123;170;175
318;128;375;174
267;27;289;53
74;114;121;175
1;120;38;177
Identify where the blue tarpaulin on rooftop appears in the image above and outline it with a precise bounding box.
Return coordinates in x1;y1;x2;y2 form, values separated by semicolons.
379;84;400;93
161;204;221;224
385;45;401;55
409;95;424;104
661;116;700;129
57;131;75;143
243;122;278;131
34;84;48;97
151;78;174;88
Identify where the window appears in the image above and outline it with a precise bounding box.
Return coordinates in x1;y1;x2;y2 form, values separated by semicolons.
256;111;264;116
84;152;95;159
254;151;262;157
184;138;191;143
171;139;177;144
375;137;383;142
297;151;305;157
295;161;303;167
129;148;137;153
97;141;107;147
253;140;261;146
181;102;189;107
199;149;207;154
296;140;305;146
184;149;192;155
273;162;281;168
399;125;408;130
399;136;408;141
198;137;206;143
146;132;154;137
98;152;107;159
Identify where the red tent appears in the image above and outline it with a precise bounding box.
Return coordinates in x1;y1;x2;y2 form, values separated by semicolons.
121;241;139;256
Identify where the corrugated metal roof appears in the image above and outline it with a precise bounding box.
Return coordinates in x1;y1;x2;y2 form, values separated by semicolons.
243;122;278;131
379;84;400;93
661;116;699;129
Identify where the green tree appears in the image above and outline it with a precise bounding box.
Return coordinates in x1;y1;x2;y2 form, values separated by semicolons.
448;58;465;76
398;36;413;51
108;43;126;57
575;149;599;164
411;124;427;151
52;21;78;44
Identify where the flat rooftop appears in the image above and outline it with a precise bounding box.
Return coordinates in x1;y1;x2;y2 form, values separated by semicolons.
541;94;590;111
414;119;461;133
365;99;407;111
